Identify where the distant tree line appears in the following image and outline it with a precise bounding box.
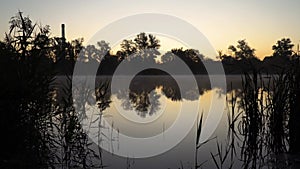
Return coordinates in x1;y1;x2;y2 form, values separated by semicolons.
58;36;299;75
2;13;298;77
54;33;299;76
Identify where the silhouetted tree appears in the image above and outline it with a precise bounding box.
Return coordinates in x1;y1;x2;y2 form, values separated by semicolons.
272;38;294;59
6;11;36;60
228;40;256;60
117;32;160;62
262;38;295;74
166;48;207;75
161;51;176;63
228;40;261;74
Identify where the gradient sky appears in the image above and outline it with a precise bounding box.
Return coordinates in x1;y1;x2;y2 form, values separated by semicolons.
1;0;300;59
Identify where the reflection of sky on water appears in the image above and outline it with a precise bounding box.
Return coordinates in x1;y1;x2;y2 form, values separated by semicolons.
84;86;234;169
66;75;287;168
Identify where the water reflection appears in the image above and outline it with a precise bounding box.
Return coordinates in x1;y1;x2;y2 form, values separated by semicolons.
93;75;300;168
103;75;211;118
59;74;300;168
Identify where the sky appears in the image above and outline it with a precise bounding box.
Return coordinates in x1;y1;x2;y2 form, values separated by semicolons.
0;0;300;59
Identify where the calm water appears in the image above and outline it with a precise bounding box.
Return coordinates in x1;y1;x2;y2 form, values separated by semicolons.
56;75;299;169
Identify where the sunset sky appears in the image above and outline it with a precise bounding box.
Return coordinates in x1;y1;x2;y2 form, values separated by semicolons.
1;0;300;59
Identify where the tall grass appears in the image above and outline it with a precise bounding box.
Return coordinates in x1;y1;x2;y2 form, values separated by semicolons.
195;112;204;169
202;62;300;169
226;60;300;168
239;72;266;169
265;72;290;154
287;58;300;154
49;74;102;168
